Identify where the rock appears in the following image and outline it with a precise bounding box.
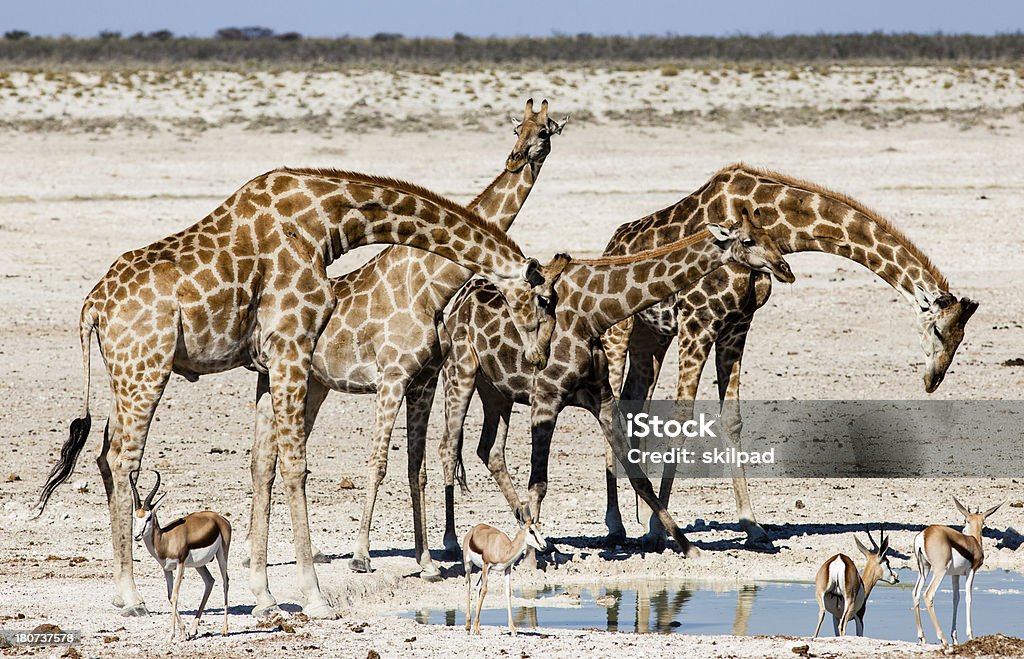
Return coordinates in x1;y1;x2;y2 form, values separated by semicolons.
73;479;89;493
368;651;380;659
339;477;356;490
791;644;810;656
1010;501;1023;508
795;499;805;509
5;473;20;482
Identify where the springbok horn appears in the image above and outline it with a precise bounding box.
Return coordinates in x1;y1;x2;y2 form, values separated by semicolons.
129;470;142;509
144;469;161;509
864;524;879;550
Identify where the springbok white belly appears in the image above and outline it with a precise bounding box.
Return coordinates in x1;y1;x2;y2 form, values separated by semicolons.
467;547;522;573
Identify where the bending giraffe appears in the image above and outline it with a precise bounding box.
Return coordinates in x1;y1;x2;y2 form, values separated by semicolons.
439;207;795;559
600;164;978;549
36;166;557;619
242;99;565;601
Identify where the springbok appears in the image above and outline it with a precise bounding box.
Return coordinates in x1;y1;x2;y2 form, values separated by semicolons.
813;527;898;637
464;520;547;636
131;471;231;640
913;497;1003;647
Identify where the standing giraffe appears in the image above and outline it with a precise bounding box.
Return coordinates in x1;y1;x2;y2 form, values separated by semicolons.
244;100;565;604
439;208;795;559
36;167;558;619
600;164;978;549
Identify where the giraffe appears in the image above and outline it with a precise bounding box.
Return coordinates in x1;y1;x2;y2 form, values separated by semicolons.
243;100;566;603
438;207;795;560
599;163;978;550
35;166;559;619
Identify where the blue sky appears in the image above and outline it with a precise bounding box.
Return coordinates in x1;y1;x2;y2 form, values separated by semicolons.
3;0;1022;38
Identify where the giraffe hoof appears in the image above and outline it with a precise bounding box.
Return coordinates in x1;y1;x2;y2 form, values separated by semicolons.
312;550;331;564
740;522;774;549
251;603;284;619
441;544;462;561
420;565;442;582
120;603;150;617
682;544;701;559
349;557;372;573
302;601;338;620
604;532;627;548
111;594;125;608
639;532;667;553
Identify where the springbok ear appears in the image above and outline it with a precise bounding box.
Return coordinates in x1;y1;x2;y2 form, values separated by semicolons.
707;223;733;242
983;500;1005;519
952;496;970;518
854;535;871;556
915;285;938;311
151;493;167;511
879;536;890;556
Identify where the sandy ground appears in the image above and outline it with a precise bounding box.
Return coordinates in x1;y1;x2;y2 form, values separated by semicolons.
1;66;1023;657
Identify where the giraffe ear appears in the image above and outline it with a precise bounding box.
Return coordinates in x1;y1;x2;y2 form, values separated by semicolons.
707;223;733;242
915;285;938;311
523;258;545;287
549;115;569;135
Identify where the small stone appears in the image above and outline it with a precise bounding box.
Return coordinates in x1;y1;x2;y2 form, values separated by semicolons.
791;644;810;656
73;479;89;493
1010;501;1023;508
5;473;20;483
795;500;805;509
103;635;120;643
339;477;356;490
367;651;380;659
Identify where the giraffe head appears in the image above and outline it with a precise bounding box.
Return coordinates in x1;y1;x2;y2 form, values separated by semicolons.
504;253;572;368
707;206;796;283
130;470;165;542
913;288;979;392
506;98;567;174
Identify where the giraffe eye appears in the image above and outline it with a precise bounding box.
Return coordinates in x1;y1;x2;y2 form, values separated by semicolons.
933;325;943;340
537;295;550;307
741;239;756;247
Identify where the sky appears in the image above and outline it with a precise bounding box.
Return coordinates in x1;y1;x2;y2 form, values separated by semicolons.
3;0;1023;38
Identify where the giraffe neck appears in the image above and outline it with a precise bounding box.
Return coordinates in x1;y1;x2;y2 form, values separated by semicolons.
565;231;726;336
766;188;949;303
605;166;952;306
331;160;540;306
274;168;527;281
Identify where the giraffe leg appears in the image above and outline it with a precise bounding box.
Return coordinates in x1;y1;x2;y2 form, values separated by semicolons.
595;372;698;558
406;374;441;582
525;401;560;568
248;373;282;618
477;383;523;522
715;314;771;548
440;340;478;560
265;345;336;619
614;319;679;552
104;360;173;616
351;371;407;574
639;319;712;552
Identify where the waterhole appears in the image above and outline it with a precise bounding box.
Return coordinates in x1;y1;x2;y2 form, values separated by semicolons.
404;569;1024;641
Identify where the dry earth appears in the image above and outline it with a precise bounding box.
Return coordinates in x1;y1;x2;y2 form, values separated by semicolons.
0;66;1023;658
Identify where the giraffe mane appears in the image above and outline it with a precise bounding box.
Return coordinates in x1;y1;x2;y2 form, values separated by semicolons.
715;162;950;290
576;229;712;265
280;167;523;255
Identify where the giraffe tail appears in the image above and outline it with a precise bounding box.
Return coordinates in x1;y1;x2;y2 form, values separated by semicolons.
35;304;96;516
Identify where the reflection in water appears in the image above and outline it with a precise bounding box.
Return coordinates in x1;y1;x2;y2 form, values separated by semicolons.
404;570;1024;641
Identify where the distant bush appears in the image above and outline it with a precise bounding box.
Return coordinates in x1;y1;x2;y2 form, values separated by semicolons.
0;32;1022;67
98;30;121;40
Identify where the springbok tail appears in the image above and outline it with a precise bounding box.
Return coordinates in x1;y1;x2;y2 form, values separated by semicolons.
36;308;96;516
